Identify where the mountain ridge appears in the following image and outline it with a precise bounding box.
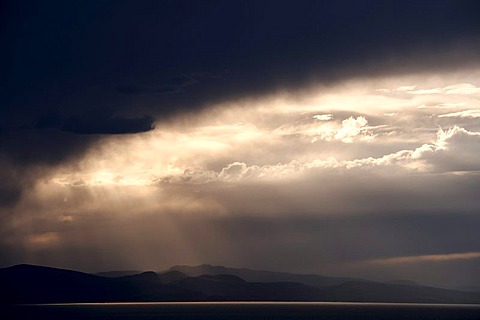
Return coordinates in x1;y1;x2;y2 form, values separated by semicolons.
166;264;367;288
2;264;480;304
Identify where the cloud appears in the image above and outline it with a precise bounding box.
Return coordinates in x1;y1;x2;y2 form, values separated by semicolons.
35;109;63;129
313;114;333;121
117;74;199;95
153;126;480;185
275;115;380;145
0;111;154;207
0;164;24;207
424;126;480;173
4;1;480;129
444;83;480;95
380;83;480;96
407;88;443;95
26;232;60;248
34;109;156;135
438;110;480;118
0;129;97;207
417;102;466;109
117;85;181;95
365;252;480;265
334;116;371;143
41;71;480;189
396;85;416;91
62;114;154;135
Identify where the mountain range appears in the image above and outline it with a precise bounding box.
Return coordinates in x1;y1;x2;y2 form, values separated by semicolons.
2;264;480;304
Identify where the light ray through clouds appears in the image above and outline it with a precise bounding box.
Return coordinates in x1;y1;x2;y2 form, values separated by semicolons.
3;70;480;287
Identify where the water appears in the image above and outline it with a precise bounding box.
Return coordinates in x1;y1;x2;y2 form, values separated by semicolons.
4;302;480;320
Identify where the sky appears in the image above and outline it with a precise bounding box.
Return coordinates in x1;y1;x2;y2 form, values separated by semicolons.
1;0;480;289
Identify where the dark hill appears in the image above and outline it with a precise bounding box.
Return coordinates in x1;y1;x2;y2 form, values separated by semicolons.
0;264;120;303
117;271;161;283
386;280;420;286
170;274;322;301
0;265;194;304
95;270;142;278
157;270;188;283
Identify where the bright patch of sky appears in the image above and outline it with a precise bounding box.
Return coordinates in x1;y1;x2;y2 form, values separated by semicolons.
47;72;480;187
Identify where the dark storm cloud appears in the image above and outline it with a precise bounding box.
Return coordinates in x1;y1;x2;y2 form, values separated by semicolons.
61;114;154;135
0;166;24;207
117;85;180;95
35;108;154;134
117;73;199;95
3;0;480;126
2;1;480;123
35;109;63;129
0;129;96;207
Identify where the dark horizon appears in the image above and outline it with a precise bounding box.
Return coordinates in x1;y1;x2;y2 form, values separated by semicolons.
3;263;480;306
1;261;479;294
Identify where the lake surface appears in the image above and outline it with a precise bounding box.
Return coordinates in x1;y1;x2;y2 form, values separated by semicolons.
4;302;480;320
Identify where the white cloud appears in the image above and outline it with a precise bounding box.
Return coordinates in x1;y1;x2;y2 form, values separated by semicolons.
334;116;370;143
444;83;480;95
160;126;480;184
396;85;416;91
390;82;480;96
417;102;466;109
379;82;480;96
313;114;333;121
438;109;480;118
274;115;378;144
407;88;443;95
426;126;480;173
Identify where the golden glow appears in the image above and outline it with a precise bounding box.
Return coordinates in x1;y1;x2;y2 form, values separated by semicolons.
26;232;60;248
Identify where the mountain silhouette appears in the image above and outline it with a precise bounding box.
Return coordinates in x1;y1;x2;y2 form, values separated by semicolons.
157;270;189;283
1;264;123;303
166;264;361;288
2;264;480;304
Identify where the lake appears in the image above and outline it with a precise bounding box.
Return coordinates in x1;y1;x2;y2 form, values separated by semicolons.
4;302;480;320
